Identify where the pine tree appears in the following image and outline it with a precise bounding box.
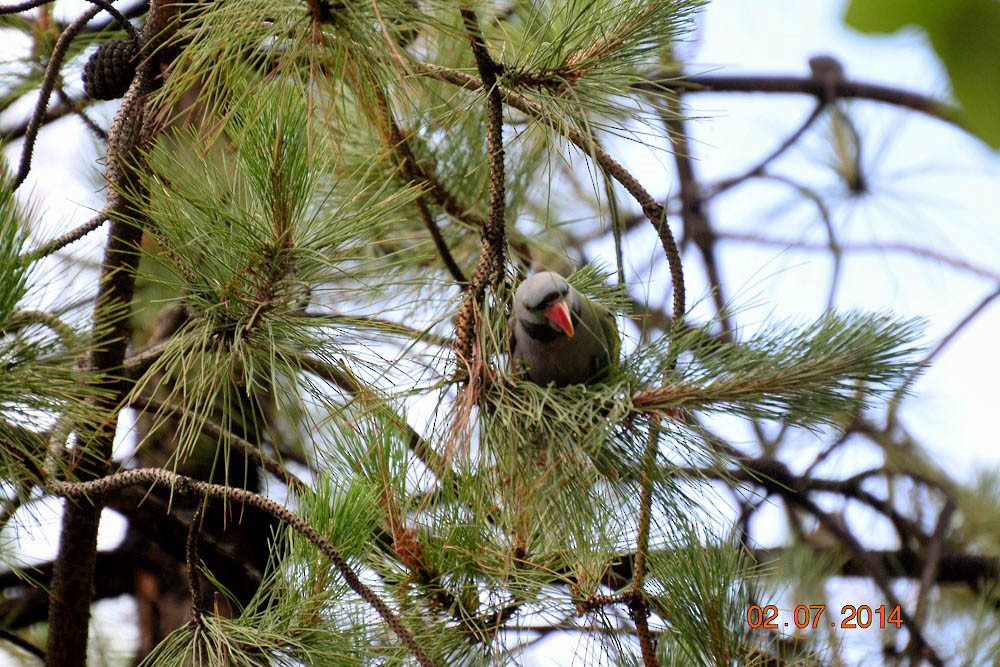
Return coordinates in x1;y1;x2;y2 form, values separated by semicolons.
0;1;996;666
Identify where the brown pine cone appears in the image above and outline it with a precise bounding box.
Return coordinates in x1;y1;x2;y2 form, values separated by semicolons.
82;38;139;100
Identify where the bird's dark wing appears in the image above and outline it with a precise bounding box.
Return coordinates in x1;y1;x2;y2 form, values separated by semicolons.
599;306;620;372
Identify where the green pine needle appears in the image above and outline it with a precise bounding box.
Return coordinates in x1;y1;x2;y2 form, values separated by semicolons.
631;312;925;427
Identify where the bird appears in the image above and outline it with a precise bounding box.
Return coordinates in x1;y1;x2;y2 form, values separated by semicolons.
509;271;619;387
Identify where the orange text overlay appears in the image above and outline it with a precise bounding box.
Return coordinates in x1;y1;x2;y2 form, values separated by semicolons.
746;604;902;630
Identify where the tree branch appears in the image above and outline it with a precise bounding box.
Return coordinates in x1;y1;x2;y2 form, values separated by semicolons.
0;628;45;662
21;212;108;264
415;60;686;322
730;458;945;665
703;101;826;201
601;546;1000;594
637;72;964;131
42;3;165;663
713;233;1000;284
360;74;468;286
50;468;436;667
12;4;105;191
453;6;507;375
656;72;727;336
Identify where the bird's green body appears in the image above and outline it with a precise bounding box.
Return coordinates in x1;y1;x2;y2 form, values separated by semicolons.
510;271;620;386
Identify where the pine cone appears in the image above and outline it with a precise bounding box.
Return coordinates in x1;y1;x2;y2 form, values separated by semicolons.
82;39;139;100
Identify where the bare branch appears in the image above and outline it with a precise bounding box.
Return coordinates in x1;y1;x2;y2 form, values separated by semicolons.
638;72;964;131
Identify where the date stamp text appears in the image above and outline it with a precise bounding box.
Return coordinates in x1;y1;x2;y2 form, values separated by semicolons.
746;604;902;630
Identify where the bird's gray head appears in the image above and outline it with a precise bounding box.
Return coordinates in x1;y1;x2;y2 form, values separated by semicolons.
514;271;577;338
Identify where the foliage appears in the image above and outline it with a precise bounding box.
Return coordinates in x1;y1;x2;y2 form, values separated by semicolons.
0;0;995;666
844;0;1000;148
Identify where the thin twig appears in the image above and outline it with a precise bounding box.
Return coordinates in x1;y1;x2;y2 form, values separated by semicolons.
0;627;45;662
373;7;539;257
714;232;1000;283
631;424;661;667
658;80;724;336
340;55;469;287
81;0;141;40
50;468;437;667
185;499;210;625
20;212;108;264
704;101;826;200
888;284;1000;422
419;166;489;232
1;99;77;142
7;0;144;38
912;500;955;640
0;0;53;14
378;94;467;285
800;428;852;480
416;192;468;285
55;87;107;140
294;353;446;476
2;309;80;347
130;391;308;494
700;58;840;204
754;173;841;309
62;0;147;34
12;3;105;190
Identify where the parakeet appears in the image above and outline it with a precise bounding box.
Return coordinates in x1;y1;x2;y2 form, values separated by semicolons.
509;271;620;386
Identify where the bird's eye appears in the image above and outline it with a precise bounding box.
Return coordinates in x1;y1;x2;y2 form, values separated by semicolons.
533;290;563;310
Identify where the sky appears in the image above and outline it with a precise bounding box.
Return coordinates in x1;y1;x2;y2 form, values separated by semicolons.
2;0;999;664
683;0;999;476
565;0;998;475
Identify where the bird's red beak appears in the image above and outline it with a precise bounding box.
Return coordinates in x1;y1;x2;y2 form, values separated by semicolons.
543;300;574;337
